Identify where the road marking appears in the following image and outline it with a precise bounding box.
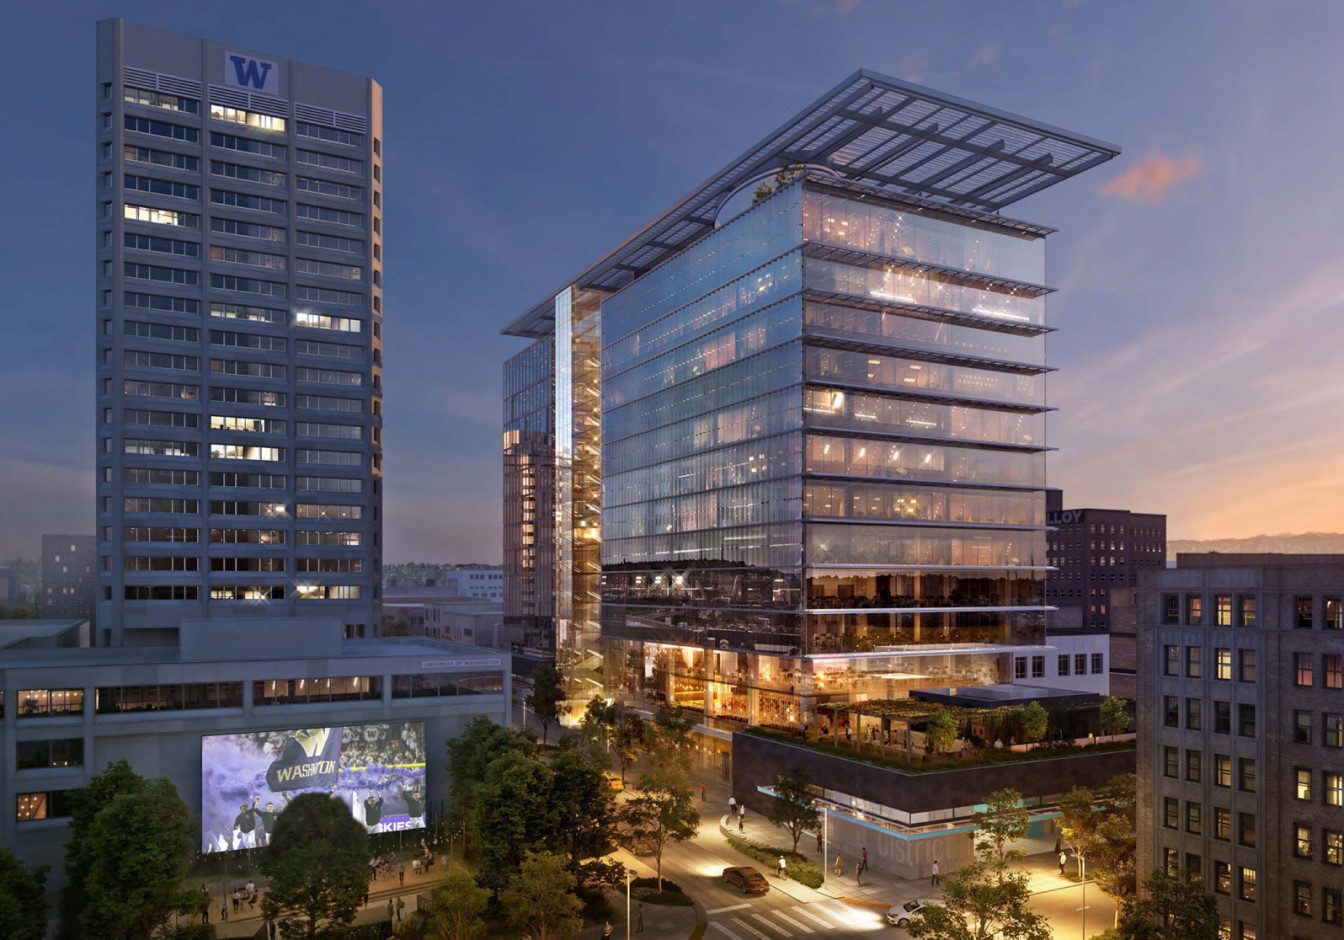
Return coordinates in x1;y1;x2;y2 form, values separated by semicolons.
707;903;752;915
731;916;773;940
793;906;838;929
750;913;793;937
770;910;814;933
710;922;745;940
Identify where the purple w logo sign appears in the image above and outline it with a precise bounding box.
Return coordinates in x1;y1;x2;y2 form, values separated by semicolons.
229;55;273;89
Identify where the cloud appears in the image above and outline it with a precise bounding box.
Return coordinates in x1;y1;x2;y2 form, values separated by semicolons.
1099;152;1203;205
970;43;1001;67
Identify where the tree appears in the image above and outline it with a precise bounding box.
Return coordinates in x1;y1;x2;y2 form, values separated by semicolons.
500;852;584;940
260;793;370;938
1019;701;1048;744
477;748;555;892
618;767;700;892
1101;696;1131;738
1058;785;1098;878
79;778;198;940
1112;870;1219;940
925;707;960;754
647;703;695;774
907;859;1050;940
446;717;535;853
971;788;1029;869
549;742;618;872
59;760;147;938
580;695;618;755
0;848;48;940
1090;774;1138;924
527;664;566;745
612;708;647;785
768;768;819;854
420;865;489;940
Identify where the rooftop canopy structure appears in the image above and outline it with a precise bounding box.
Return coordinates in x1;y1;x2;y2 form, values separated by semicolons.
503;67;1120;338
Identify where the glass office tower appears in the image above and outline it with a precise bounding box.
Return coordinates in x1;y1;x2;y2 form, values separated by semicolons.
600;175;1052;725
95;20;383;645
503;69;1117;722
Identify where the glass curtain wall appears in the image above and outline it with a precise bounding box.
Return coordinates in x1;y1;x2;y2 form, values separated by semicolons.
599;176;1052;728
503;336;555;654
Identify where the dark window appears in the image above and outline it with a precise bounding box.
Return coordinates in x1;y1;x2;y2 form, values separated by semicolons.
1163;797;1178;829
1239;704;1256;737
1186;698;1202;731
1164;645;1179;676
391;672;504;698
1296;596;1314;629
1238;812;1256;847
1238;758;1256;792
1297;652;1315;687
1186;646;1202;678
1295;709;1313;744
1163;746;1179;778
1327;597;1343;630
1238;648;1256;682
1162;594;1180;625
1295;881;1312;917
1238;594;1256;627
1163;696;1179;727
1186;750;1202;782
15;738;84;770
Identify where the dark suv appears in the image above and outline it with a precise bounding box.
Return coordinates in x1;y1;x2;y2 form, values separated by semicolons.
722;866;770;895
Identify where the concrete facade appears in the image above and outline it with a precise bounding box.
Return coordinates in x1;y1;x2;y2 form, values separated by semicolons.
0;618;508;888
96;19;384;645
1137;554;1344;940
40;535;97;620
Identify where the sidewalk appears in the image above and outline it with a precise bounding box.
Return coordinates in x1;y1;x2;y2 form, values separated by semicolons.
701;773;929;911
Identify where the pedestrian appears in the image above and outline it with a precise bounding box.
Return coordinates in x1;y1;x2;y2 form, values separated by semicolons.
250;891;259;909
1058;850;1067;876
1054;837;1061;855
399;862;406;886
778;855;788;879
931;859;940;886
602;921;614;938
636;903;645;934
855;861;863;886
246;878;256;896
816;829;823;853
397;897;405;922
834;854;843;876
232;889;241;914
200;885;211;924
387;898;394;921
861;846;868;873
728;795;737;819
738;812;744;832
700;783;706;802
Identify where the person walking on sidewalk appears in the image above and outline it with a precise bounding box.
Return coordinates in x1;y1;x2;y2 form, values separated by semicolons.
386;898;394;922
636;903;645;934
854;861;863;886
398;862;406;886
816;829;823;853
861;846;868;872
1058;850;1067;876
777;855;788;879
931;859;940;886
728;795;737;819
834;854;843;876
700;784;706;802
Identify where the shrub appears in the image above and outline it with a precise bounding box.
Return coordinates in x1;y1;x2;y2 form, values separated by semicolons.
724;834;824;889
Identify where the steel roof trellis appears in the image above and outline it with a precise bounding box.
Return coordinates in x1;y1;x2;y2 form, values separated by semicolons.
504;68;1119;338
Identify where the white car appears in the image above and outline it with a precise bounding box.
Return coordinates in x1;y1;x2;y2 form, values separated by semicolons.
887;898;932;928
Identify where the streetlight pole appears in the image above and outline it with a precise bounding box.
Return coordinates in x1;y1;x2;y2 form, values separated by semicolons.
1080;852;1086;939
626;869;633;940
822;806;828;885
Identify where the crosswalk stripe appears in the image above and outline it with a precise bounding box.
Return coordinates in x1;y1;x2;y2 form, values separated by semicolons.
731;916;773;940
710;922;745;940
749;913;793;937
793;906;837;929
817;901;860;927
770;910;813;933
707;903;752;915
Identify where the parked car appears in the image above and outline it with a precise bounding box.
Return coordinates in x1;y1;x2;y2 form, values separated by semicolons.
722;866;770;895
888;898;932;928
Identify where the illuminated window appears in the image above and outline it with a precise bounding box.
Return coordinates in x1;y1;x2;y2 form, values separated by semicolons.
16;689;83;718
209;104;285;132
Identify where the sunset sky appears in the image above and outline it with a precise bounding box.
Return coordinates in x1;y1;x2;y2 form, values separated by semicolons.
2;0;1342;561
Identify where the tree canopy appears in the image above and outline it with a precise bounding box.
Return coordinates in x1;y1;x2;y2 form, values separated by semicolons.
420;865;489;940
618;766;700;891
501;852;584;940
0;847;49;940
58;759;148;938
769;768;819;854
908;859;1050;940
971;788;1029;868
79;778;199;940
1109;870;1219;940
260;792;370;938
446;717;535;852
527;664;566;745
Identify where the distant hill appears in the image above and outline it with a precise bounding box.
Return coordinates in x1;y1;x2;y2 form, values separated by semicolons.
1169;533;1344;559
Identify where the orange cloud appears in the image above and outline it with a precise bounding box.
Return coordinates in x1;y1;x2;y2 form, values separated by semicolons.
1100;152;1203;204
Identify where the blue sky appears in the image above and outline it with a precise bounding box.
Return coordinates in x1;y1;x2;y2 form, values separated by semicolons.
3;0;1342;561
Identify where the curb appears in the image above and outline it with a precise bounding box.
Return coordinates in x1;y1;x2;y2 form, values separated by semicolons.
837;897;890;909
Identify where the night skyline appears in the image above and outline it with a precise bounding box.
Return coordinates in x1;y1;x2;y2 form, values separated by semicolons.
4;1;1342;562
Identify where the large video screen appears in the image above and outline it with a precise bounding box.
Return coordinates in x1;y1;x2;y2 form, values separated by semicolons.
201;721;426;853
